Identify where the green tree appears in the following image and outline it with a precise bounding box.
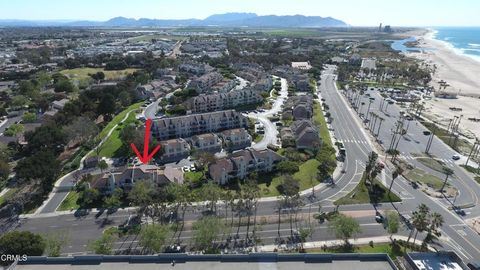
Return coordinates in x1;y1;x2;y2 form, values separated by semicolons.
22;112;37;123
139;224;171;253
4;124;24;137
276;160;300;174
386;210;400;239
192;216;227;252
0;159;10;181
364;151;383;190
97;160;108;172
44;231;69;257
63;117;98;145
298;224;313;250
0;231;45;257
328;213;362;246
128;180;155;217
88;232;117;255
411;204;430;248
15;150;61;188
97;94;116;117
199;182;222;213
118;91;132;107
104;188;122;211
11;95;29;108
54;78;75;93
18;80;39;98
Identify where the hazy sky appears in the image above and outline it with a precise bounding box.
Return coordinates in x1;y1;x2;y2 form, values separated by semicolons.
1;0;479;26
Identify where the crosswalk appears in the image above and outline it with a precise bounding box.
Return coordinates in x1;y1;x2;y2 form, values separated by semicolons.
400;153;457;166
338;139;370;145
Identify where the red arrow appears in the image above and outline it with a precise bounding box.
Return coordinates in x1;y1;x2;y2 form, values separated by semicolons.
130;118;161;164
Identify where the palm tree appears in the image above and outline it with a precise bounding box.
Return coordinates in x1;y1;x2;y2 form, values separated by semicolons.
388;167;404;198
411;204;430;248
429;212;444;235
365;151;383;192
440;167;454;194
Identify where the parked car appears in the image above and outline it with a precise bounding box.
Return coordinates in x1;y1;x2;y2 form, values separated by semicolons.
375;212;384;223
453;206;466;216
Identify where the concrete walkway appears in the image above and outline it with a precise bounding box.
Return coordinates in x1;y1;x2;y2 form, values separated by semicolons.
34;105;142;214
258;235;411;252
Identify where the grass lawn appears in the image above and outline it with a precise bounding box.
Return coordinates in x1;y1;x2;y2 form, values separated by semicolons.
254;134;264;143
58;190;80;211
0;188;18;207
255;100;336;198
334;175;401;205
184;170;205;185
313;101;333;149
61;68;138;81
461;164;480;175
97;102;143;140
98;110;140;158
257;159;321;197
93;102;143;158
406;168;445;190
421;121;472;154
415;156;446;173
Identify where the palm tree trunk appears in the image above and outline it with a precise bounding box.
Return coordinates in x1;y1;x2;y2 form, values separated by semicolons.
252;203;258;244
405;229;414;251
277;207;281;238
246;207;251;241
413;230;419;248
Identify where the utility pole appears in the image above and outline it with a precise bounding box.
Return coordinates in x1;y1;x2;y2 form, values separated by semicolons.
465;138;479;167
376;117;384;137
389;116;404;161
425;124;437;155
358;102;365;117
365;99;373;122
371;112;379;132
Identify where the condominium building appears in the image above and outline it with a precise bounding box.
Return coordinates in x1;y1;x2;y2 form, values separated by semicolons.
208;148;283;185
189;89;262;113
151;110;248;141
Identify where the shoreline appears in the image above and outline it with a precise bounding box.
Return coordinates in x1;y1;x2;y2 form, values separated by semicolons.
405;29;480;141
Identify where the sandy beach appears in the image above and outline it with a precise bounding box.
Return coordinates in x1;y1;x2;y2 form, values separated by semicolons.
407;30;480;140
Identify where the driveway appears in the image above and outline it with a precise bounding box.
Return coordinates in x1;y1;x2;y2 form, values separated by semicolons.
248;76;288;150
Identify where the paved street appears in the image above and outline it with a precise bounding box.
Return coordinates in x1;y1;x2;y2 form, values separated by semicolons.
319;65;480;262
345;79;480;212
249;77;288;150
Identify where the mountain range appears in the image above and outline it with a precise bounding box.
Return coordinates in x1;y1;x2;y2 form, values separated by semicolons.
0;13;348;27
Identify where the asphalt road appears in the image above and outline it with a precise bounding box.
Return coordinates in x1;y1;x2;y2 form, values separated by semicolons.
345;82;480;212
248;76;288;150
320;65;480;262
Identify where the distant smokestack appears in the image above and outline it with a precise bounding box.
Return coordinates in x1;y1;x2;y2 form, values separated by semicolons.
379;23;382;32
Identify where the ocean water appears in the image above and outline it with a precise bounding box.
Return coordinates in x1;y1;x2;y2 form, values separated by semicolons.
432;27;480;62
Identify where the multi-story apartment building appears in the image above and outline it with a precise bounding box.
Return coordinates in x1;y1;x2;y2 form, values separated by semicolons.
189;89;262;113
179;62;214;75
91;165;184;194
208;148;283;185
280;120;321;150
218;128;252;152
151;110;248;141
189;133;222;153
282;94;314;120
187;72;223;93
159;138;191;163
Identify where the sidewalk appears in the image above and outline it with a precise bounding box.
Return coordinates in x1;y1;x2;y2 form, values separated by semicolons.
258;235;410;252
